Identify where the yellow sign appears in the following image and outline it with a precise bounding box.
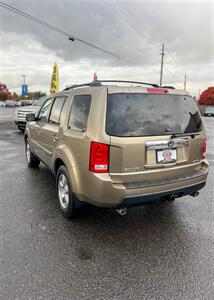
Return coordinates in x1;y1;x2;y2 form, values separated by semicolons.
50;63;59;95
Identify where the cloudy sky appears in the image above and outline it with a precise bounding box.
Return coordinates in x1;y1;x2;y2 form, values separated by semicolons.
0;0;213;96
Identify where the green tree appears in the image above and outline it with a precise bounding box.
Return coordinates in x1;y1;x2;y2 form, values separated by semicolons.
13;92;19;100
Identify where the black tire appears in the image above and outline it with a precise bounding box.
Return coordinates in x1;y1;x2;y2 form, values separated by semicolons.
56;165;78;219
18;126;25;133
25;139;40;168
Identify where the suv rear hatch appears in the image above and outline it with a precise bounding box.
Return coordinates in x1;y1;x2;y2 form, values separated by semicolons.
106;89;204;185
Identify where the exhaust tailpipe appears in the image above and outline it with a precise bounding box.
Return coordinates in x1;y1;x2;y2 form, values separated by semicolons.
191;191;199;198
116;208;127;216
168;195;175;201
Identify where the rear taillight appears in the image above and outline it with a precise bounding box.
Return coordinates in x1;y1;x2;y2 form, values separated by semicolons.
202;135;206;160
89;142;109;173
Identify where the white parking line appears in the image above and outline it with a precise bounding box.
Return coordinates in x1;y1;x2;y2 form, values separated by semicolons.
0;116;13;118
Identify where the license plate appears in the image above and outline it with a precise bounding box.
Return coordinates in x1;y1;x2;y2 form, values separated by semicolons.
157;148;177;163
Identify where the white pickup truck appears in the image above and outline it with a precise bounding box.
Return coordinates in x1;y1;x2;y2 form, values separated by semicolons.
14;97;47;132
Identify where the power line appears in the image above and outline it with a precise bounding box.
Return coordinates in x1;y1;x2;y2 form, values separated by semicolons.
119;1;161;52
163;66;184;88
0;2;150;68
0;2;122;60
71;2;159;65
121;1;186;73
120;2;190;87
102;1;160;53
165;47;186;76
164;58;185;82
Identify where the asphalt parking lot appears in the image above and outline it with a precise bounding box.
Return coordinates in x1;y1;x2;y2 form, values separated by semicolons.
0;107;213;300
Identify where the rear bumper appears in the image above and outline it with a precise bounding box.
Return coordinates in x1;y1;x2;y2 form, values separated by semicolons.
119;181;206;208
75;161;209;208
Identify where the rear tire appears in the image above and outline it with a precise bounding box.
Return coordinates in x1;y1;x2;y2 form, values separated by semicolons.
56;165;78;219
25;139;40;168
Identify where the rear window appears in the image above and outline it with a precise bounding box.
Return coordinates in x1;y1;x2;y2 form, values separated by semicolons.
106;93;203;137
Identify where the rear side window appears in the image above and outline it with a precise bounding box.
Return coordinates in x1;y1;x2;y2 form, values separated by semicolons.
49;97;66;125
106;93;203;137
69;95;91;132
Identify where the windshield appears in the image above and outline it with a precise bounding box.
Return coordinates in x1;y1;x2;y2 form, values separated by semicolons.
106;93;203;137
32;97;47;106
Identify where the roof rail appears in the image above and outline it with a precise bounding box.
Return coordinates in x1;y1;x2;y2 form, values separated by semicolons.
98;80;159;88
64;80;101;90
64;80;159;91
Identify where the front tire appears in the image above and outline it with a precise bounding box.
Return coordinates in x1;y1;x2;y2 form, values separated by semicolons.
25;139;40;168
56;165;78;219
18;125;25;133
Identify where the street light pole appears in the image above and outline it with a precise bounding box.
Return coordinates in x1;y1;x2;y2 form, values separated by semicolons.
22;74;26;85
184;74;187;90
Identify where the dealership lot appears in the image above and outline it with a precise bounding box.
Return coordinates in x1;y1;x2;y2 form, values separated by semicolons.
0;107;213;300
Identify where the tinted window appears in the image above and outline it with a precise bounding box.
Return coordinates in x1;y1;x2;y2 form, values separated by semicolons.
49;97;66;125
38;98;53;123
69;95;91;131
106;93;203;137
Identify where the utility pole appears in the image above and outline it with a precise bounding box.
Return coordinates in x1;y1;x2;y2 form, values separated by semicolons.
160;43;165;87
22;74;26;85
184;74;187;90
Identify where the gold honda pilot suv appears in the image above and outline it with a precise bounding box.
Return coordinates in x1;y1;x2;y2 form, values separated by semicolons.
24;80;208;218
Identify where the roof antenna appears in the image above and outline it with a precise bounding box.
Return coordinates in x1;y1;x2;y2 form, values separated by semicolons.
93;72;98;81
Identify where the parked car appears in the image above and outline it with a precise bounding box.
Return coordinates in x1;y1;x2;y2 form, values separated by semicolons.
204;106;214;117
5;100;16;107
15;101;22;107
14;96;47;132
21;100;33;106
24;80;208;219
0;101;6;107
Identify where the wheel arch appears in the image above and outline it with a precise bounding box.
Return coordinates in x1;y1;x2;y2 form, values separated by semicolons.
54;158;66;175
53;154;79;196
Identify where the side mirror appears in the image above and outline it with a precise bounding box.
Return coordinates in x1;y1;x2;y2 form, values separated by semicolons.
26;113;36;122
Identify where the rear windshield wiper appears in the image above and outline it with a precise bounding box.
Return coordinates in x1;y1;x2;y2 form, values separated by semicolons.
171;133;196;139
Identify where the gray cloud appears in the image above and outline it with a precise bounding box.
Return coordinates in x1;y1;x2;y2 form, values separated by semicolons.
0;0;213;95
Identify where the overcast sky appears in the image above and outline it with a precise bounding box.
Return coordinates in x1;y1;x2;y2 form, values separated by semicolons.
0;0;213;96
